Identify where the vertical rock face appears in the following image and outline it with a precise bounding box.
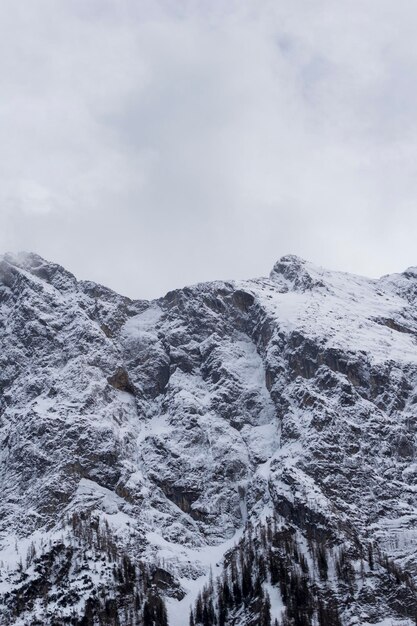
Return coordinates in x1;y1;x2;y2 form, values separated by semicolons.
2;252;417;624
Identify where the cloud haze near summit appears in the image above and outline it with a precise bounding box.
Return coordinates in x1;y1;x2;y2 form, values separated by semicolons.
1;0;417;298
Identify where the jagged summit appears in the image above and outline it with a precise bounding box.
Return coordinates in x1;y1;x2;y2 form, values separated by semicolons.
3;249;417;300
269;254;328;292
404;265;417;277
0;251;77;294
2;251;70;278
270;253;307;272
1;255;417;624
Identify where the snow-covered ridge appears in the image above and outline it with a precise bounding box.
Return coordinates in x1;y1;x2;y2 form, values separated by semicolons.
1;252;417;624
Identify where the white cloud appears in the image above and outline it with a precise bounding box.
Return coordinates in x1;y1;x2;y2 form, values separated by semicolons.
1;0;417;297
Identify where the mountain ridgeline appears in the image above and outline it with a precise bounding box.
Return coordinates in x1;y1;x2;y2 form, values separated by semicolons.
1;252;417;625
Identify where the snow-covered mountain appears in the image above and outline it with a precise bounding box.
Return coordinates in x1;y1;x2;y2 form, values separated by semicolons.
1;252;417;625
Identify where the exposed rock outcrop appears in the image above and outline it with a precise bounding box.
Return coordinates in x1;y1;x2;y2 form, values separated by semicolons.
1;252;417;624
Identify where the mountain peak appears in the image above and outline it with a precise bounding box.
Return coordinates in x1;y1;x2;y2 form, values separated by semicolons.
2;251;77;293
269;254;325;291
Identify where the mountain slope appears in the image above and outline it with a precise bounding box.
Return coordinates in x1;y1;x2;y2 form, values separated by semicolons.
1;252;417;625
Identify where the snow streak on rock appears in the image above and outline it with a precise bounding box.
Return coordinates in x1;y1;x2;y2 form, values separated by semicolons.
1;252;417;624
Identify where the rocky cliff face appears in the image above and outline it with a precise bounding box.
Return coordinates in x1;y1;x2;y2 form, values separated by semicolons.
1;252;417;625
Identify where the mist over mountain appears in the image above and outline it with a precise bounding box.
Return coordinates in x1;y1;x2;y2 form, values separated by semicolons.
1;252;417;625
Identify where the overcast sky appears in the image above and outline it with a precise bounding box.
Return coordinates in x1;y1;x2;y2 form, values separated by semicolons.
1;1;417;298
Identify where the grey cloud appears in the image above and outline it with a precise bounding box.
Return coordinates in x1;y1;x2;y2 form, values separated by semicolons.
1;0;417;298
